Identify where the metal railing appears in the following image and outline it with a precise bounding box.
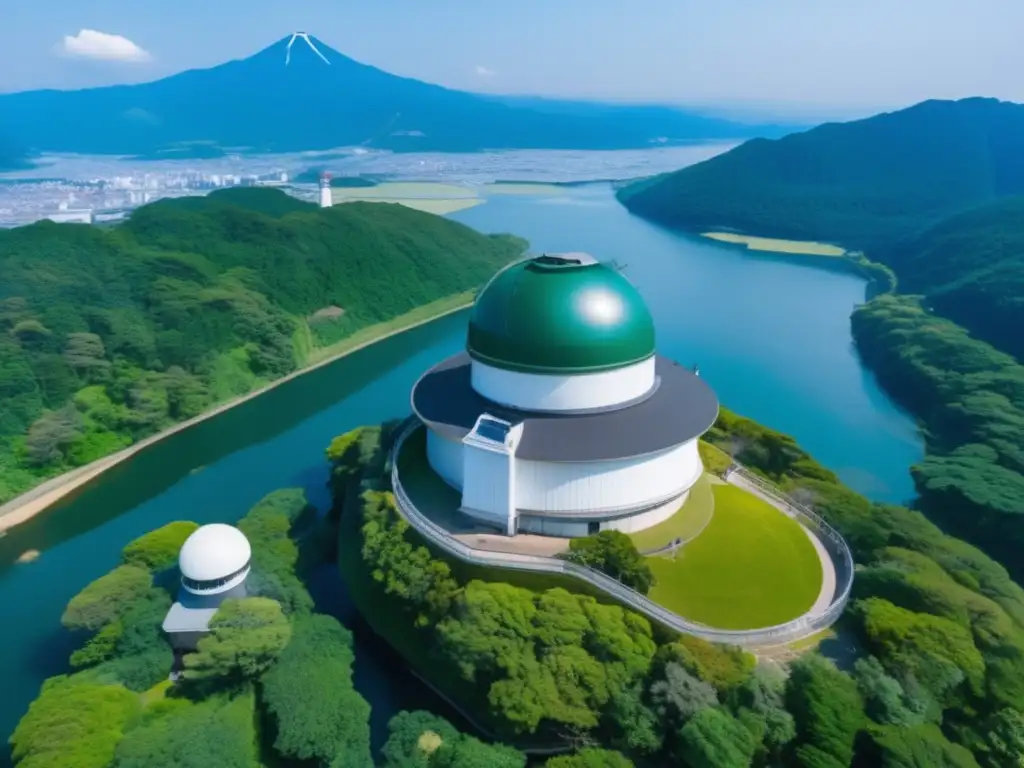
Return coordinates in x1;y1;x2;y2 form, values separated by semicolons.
388;419;854;647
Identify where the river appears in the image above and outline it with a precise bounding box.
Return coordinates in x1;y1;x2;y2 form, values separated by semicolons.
0;181;922;761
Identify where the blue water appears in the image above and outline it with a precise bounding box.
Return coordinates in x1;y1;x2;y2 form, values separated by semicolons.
456;185;921;501
0;182;922;759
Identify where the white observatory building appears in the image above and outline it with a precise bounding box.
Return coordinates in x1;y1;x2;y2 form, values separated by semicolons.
404;253;720;538
162;523;252;651
318;172;333;208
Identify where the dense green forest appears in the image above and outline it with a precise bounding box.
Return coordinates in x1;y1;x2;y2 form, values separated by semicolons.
15;405;1024;765
0;188;524;504
617;98;1024;251
331;415;1024;767
616;98;1024;363
879;197;1024;360
852;295;1024;582
615;96;1024;605
9;487;536;767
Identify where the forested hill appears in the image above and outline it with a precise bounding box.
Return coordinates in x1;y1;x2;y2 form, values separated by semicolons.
852;295;1024;580
0;188;525;503
616;97;1024;361
881;196;1024;360
616;97;1024;250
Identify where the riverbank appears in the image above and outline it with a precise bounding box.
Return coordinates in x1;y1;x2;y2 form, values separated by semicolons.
0;292;475;536
696;230;897;296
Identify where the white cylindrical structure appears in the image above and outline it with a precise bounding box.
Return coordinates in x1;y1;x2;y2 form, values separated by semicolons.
426;428;702;523
515;439;701;515
178;524;252;596
471;357;656;412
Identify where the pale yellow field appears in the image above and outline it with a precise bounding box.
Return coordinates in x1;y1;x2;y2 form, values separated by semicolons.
702;232;846;257
330;180;562;215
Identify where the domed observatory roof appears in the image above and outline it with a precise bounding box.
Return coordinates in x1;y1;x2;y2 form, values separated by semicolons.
178;523;252;595
467;254;657;412
468;254;655;374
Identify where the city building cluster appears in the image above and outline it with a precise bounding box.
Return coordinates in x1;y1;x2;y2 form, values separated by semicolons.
0;163;291;228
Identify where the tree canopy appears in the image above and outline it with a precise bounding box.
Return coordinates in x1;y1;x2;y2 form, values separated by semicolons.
851;295;1024;582
0;188;525;504
261;614;373;767
565;531;654;594
61;564;154;632
113;691;261;768
121;520;198;571
183;597;292;683
9;675;140;768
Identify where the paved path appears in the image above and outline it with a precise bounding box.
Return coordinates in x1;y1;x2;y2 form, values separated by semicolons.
725;470;838;619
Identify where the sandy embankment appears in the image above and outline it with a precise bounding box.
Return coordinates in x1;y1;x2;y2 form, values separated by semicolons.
0;300;473;535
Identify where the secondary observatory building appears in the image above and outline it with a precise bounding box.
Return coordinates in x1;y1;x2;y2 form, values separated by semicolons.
405;253;719;538
162;523;252;651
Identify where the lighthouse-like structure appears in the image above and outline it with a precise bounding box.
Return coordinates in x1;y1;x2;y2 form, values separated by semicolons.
318;172;332;208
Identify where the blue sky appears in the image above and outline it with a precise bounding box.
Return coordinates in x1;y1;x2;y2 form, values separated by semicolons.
3;0;1022;119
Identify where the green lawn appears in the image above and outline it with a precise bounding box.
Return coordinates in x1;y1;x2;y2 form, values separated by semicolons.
628;473;715;553
646;485;822;630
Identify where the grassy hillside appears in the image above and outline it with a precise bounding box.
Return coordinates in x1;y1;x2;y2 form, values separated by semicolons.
617;98;1024;251
0;188;525;503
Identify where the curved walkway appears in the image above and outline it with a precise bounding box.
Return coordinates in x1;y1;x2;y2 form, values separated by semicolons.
388;419;854;648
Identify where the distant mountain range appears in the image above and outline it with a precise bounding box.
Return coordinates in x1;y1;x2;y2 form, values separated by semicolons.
0;33;793;158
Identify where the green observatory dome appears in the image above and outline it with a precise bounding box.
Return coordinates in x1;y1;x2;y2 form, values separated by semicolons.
467;253;656;374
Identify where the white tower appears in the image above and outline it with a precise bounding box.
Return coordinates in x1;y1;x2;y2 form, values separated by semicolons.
162;523;252;651
318;172;332;208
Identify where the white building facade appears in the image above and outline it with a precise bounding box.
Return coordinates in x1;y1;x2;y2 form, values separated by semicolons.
409;253;720;538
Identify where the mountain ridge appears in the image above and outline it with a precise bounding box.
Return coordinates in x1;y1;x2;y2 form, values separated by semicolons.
0;34;785;156
616;96;1024;250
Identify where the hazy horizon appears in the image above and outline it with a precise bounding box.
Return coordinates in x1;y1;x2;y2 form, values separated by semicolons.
3;0;1022;122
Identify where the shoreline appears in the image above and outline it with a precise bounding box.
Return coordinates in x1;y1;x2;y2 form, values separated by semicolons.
0;297;473;536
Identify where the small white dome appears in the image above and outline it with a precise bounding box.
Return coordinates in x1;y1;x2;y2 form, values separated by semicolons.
179;524;251;583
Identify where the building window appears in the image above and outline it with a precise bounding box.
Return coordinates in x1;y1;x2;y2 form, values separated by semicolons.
181;560;250;592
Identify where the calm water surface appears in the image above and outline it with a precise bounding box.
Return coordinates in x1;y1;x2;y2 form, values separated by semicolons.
0;182;922;758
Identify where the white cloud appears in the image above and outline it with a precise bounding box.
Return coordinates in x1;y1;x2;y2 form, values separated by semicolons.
474;65;496;77
59;29;151;62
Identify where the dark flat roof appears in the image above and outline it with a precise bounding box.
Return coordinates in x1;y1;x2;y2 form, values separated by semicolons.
411;353;719;462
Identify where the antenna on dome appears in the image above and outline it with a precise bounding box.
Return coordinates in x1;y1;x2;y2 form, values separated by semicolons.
607;259;629;273
285;32;332;66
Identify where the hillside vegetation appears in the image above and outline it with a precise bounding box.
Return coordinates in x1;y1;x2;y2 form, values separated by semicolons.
332;415;1024;767
616;98;1024;361
0;188;525;503
618;98;1024;250
852;295;1024;582
881;196;1024;360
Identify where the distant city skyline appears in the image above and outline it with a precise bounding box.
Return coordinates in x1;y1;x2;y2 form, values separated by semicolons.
3;0;1023;121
